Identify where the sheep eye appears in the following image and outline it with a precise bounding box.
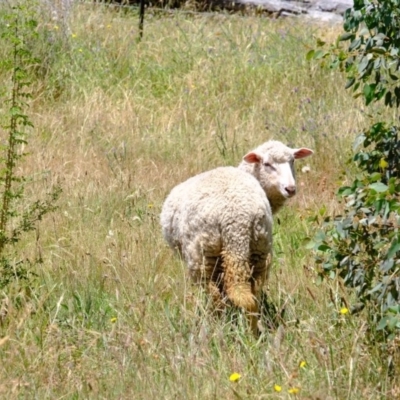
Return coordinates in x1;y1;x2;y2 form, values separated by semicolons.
264;162;273;168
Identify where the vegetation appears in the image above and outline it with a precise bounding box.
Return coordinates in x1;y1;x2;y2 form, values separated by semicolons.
0;1;399;398
0;3;60;290
309;0;400;348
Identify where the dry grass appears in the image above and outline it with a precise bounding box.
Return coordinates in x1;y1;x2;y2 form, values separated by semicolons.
0;2;396;398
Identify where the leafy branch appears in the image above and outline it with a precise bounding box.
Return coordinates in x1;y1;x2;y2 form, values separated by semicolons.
307;0;400;107
308;0;400;343
0;2;61;290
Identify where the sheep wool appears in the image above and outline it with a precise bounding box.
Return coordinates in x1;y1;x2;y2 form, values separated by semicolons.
160;140;313;333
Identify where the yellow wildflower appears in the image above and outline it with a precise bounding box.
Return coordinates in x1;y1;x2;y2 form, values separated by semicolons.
379;158;388;169
110;317;117;323
288;387;300;394
274;384;282;392
299;360;306;368
229;373;241;382
147;204;154;208
71;33;77;38
54;25;59;30
340;307;349;315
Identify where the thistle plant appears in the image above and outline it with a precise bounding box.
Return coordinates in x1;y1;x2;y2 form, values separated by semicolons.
0;2;61;289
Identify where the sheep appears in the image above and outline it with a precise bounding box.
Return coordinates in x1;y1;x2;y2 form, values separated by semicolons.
160;140;313;333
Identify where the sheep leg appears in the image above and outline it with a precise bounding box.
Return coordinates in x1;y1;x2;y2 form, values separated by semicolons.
222;251;259;334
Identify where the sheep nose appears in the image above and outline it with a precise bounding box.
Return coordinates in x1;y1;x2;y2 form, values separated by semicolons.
285;185;296;197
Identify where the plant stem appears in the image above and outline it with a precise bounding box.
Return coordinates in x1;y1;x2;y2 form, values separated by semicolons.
0;13;20;254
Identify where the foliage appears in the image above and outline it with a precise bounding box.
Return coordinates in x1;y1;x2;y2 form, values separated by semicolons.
307;0;400;107
308;0;400;341
0;2;61;290
311;123;400;338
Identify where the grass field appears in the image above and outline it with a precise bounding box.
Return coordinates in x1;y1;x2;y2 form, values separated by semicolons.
0;1;398;398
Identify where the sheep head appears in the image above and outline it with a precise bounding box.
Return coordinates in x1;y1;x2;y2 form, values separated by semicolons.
239;140;313;214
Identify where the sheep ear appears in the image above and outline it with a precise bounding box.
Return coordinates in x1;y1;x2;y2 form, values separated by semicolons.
243;152;261;164
293;148;313;159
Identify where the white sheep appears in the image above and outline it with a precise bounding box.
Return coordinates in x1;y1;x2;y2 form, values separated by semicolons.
160;140;313;332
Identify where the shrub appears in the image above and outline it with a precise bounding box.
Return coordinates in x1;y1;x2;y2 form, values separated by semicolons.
308;0;400;342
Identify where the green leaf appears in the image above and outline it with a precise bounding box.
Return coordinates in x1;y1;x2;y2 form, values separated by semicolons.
318;244;331;252
373;58;381;69
369;172;381;182
339;32;355;41
345;77;355;89
395;88;400;108
306;50;315;61
385;91;393;107
377;316;389;331
388;317;399;331
358;57;370;74
353;134;365;150
339;187;354;196
380;259;394;273
387;239;400;259
374;33;386;40
369;182;388;192
303;238;316;250
388;305;400;314
370;47;386;54
349;38;361;51
363;84;376;105
314;50;328;60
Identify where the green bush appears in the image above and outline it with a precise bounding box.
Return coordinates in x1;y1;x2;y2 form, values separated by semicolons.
309;0;400;342
312;123;400;339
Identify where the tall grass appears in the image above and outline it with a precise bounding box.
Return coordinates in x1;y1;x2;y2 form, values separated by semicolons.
0;2;398;398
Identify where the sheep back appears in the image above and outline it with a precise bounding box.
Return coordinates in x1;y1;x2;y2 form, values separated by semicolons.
160;166;273;282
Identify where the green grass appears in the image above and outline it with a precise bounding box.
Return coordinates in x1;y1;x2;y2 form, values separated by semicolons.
0;2;399;399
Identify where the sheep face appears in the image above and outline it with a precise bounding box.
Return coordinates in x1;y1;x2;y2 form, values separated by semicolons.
240;141;313;214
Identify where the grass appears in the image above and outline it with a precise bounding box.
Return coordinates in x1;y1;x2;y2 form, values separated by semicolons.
0;1;399;398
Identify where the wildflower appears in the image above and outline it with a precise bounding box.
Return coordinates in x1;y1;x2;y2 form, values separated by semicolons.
299;360;306;368
229;373;241;382
379;158;388;169
288;387;300;394
107;24;112;29
54;25;59;30
301;165;311;173
110;317;117;323
147;204;154;208
274;384;282;392
71;33;77;38
78;48;83;53
340;307;349;315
